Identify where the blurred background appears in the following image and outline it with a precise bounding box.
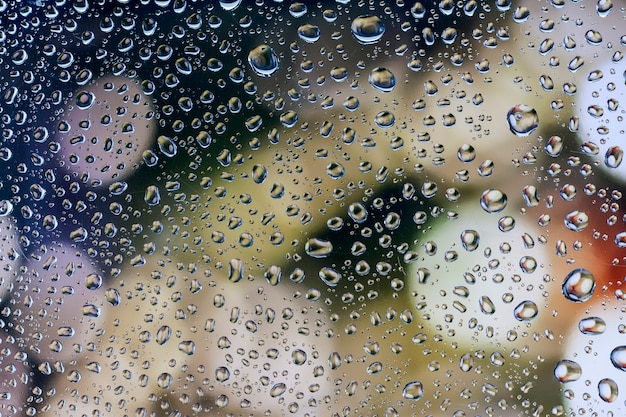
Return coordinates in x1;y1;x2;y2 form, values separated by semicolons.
0;0;624;416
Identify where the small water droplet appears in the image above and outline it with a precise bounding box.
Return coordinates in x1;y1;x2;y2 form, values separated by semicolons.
215;366;231;382
297;23;320;43
75;91;95;110
84;273;103;290
157;372;173;389
460;230;480;251
562;268;595;302
326;162;345;179
348;202;368;223
554;359;582;382
480;189;508;213
459;353;474;372
402;381;424;400
292;349;307;365
248;44;280;77
479;295;496;315
507;105;539;136
351;15;385;44
457;144;476;162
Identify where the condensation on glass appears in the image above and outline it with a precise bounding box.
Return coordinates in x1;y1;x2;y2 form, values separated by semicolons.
0;0;624;416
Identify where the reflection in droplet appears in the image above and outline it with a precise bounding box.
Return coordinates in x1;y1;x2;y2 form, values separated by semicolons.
605;146;623;168
460;230;480;251
351;15;385;44
319;267;342;287
554;359;582;382
506;105;539;136
562;268;595;302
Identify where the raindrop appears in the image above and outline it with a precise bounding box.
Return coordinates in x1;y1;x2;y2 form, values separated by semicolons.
351;15;385;44
157;373;172;389
459;353;474;372
144;185;161;206
480;189;508;213
554;359;582;382
326;162;345;179
348;202;368;223
248;44;279;77
421;182;438;198
219;0;242;11
479;296;496;315
457;144;476;162
270;382;287;397
506;105;539;136
157;135;177;157
562;268;595;302
291;349;307;365
75;91;95;110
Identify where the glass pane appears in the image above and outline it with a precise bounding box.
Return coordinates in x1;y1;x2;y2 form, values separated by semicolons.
0;1;624;416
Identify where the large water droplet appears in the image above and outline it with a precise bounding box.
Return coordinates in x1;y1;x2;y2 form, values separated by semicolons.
480;189;508;213
605;146;623;168
319;267;342;287
562;268;596;302
305;238;333;258
368;67;396;92
554;359;582;382
564;210;589;232
402;381;424;400
513;300;538;321
460;230;480;251
610;346;626;371
351;15;385;44
578;316;606;335
297;23;320;43
598;378;619;403
506;105;539;136
248;44;279;77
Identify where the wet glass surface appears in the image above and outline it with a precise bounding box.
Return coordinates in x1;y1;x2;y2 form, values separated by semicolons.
0;1;625;416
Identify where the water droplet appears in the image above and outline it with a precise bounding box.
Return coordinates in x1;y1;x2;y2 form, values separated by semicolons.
252;164;268;184
219;0;242;11
457;144;476;162
297;23;320;43
248;44;279;77
305;238;333;258
402;381;424;400
607;346;626;375
348;202;368;223
480;189;508;213
506;105;539;137
554;359;582;382
292;349;307;365
598;378;619;403
75;91;95;110
270;382;287;397
521;185;539;207
368;67;396;92
615;232;626;248
215;366;231;382
178;340;195;355
578;316;606;335
605;146;623;168
519;256;537;274
513;300;538;321
459;353;474;372
374;111;395;128
562;268;595;302
479;295;496;315
156;325;171;345
421;181;438;198
597;0;614;17
157;372;173;389
460;230;480;251
84;273;102;290
228;258;244;282
319;267;342;287
144;185;160;206
157;135;177;157
351;15;385;44
326;162;345;179
564;210;589;231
